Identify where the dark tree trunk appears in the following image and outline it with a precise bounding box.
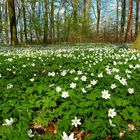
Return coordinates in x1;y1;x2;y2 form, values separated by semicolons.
7;0;18;45
43;0;48;43
135;0;140;37
50;0;54;41
125;0;133;42
21;0;28;42
120;0;126;41
96;0;101;35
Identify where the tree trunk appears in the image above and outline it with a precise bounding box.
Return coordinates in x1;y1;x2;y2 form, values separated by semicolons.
135;0;140;37
50;0;54;41
7;0;18;45
73;0;78;32
125;0;133;42
43;0;48;43
82;0;87;36
21;0;28;42
116;0;119;41
120;0;126;41
96;0;101;35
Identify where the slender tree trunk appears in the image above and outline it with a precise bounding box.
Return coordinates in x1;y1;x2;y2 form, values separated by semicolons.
7;0;18;45
5;1;9;44
116;0;119;41
96;0;101;35
57;12;60;41
50;0;54;41
120;0;126;41
29;12;33;43
73;0;78;32
43;0;48;43
21;0;28;42
125;0;133;42
135;0;140;37
87;0;91;36
82;0;87;36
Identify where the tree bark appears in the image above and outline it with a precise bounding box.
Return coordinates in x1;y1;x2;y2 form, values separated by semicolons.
116;0;119;41
50;0;54;41
43;0;48;43
7;0;18;45
135;0;140;37
21;0;28;42
125;0;133;42
120;0;126;41
82;0;87;35
96;0;101;35
73;0;78;32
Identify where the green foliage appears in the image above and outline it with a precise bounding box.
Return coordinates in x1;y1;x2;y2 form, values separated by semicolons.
0;45;140;139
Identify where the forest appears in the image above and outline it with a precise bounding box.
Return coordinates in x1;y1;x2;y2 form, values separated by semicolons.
0;0;140;46
0;0;140;140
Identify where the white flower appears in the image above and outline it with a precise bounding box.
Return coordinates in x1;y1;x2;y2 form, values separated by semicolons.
62;91;69;98
91;73;94;76
61;70;67;76
62;132;77;140
109;119;116;127
70;83;76;89
108;108;117;118
27;129;34;138
102;90;110;99
119;131;126;138
111;84;117;89
7;83;13;89
77;70;82;75
115;75;121;80
98;72;103;78
7;58;13;62
48;72;55;77
2;118;14;126
127;74;131;79
128;124;136;131
81;88;87;93
90;80;97;86
30;78;34;82
70;69;75;74
119;78;127;86
81;76;87;81
0;74;2;78
31;63;35;67
87;84;92;88
71;117;81;127
128;88;134;94
56;86;62;92
74;77;78;81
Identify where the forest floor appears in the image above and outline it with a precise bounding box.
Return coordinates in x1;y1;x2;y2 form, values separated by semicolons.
0;44;140;140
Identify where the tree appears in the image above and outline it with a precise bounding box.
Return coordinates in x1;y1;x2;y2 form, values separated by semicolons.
116;0;119;41
120;0;126;41
50;0;55;41
82;0;87;36
96;0;101;35
125;0;133;42
135;0;140;37
7;0;18;45
43;0;48;43
21;0;28;42
72;0;78;32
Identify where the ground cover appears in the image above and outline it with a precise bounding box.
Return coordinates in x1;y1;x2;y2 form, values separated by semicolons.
0;45;140;140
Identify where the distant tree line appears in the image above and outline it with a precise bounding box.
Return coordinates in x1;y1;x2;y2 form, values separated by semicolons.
0;0;139;45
